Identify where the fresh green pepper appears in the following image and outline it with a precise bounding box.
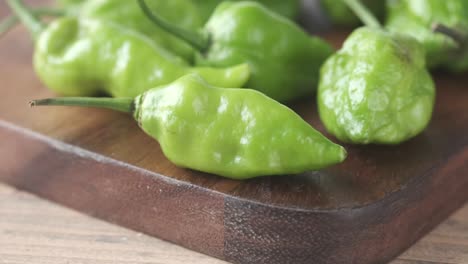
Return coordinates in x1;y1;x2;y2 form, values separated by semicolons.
80;0;203;62
192;0;301;22
57;0;301;22
385;0;468;72
318;0;435;144
4;0;204;62
31;74;347;179
139;0;333;102
321;0;385;27
254;0;302;20
8;0;250;97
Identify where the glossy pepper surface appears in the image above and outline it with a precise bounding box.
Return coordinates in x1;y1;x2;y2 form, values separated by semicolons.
8;0;249;97
318;1;435;145
192;0;301;22
321;0;385;27
80;0;203;61
385;0;468;72
36;18;249;97
140;0;333;102
198;1;333;102
32;74;347;179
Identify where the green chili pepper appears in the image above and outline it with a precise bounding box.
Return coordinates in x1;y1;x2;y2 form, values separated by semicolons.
4;0;204;62
7;0;250;97
56;0;301;22
321;0;385;27
31;74;347;179
253;0;302;20
192;0;301;22
318;0;435;145
385;0;468;72
139;0;333;102
80;0;203;62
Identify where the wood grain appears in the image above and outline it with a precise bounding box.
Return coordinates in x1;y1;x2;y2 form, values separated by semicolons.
0;183;467;264
0;1;467;263
0;183;226;264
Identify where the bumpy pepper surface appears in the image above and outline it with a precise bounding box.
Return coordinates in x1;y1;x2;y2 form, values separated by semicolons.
192;0;301;22
35;18;249;97
9;0;249;97
32;74;347;179
197;1;333;102
321;0;385;27
80;0;203;61
385;0;468;72
318;27;435;144
140;0;334;102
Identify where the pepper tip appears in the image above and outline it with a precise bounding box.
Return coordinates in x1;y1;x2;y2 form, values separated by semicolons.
340;146;348;162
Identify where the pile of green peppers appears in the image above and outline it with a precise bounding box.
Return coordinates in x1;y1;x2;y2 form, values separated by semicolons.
385;0;468;72
56;0;302;22
3;0;465;179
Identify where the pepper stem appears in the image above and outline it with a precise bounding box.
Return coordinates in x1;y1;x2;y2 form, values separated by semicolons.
6;0;45;41
0;7;65;37
137;0;209;52
30;97;135;114
343;0;381;29
432;23;467;48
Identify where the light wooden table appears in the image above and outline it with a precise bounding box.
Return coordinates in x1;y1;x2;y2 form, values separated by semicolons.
0;183;467;264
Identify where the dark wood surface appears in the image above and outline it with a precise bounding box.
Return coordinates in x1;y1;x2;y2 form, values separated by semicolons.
1;183;467;264
0;1;467;263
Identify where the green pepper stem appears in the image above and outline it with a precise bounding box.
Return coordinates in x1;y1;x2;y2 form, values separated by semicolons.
0;7;65;37
342;0;381;29
137;0;209;52
432;23;467;48
6;0;45;40
30;97;135;114
0;15;18;37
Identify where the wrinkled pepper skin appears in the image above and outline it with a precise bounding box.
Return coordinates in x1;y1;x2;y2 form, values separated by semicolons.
80;0;203;61
134;75;347;179
386;0;468;72
192;0;301;22
34;18;250;97
321;0;385;27
196;1;333;102
318;27;435;144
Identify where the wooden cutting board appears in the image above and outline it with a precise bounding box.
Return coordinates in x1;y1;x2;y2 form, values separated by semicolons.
1;2;467;264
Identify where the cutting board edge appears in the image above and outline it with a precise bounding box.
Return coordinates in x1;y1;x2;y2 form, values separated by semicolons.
1;120;468;264
2;119;455;212
223;146;468;263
